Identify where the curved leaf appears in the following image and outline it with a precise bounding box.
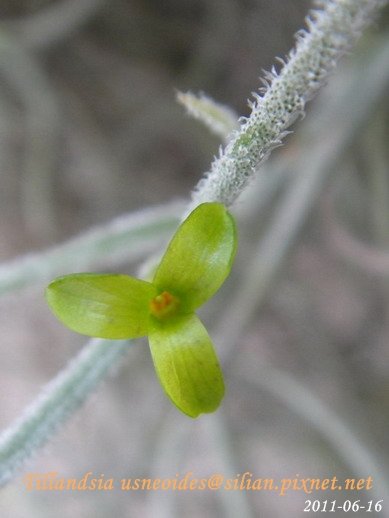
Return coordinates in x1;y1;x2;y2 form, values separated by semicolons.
46;273;156;339
153;203;237;311
148;313;224;417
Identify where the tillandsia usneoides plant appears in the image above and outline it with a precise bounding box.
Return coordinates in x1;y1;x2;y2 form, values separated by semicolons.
0;0;387;487
46;203;237;418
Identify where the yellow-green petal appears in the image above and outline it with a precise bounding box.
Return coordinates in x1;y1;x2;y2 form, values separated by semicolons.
148;313;225;417
46;273;157;339
153;202;237;311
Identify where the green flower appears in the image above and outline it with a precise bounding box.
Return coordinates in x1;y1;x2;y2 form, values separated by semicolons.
46;203;237;418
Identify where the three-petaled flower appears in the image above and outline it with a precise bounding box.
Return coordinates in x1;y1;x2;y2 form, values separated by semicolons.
46;203;237;417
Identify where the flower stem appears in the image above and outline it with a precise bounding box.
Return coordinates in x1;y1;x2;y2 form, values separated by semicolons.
0;200;182;297
191;0;387;209
0;0;387;488
0;338;131;487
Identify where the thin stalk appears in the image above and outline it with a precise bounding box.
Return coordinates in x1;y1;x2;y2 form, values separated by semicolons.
240;366;389;514
217;36;389;356
0;33;60;240
190;0;387;210
0;338;131;487
176;91;239;143
367;111;389;248
205;414;256;518
5;0;106;50
147;411;194;518
0;200;182;296
0;6;387;490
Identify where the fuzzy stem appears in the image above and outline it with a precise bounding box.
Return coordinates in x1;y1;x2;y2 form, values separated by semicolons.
217;35;389;358
0;200;182;297
191;0;388;209
0;338;131;487
176;91;239;142
0;1;387;489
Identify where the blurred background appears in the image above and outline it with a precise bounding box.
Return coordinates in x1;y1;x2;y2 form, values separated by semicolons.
0;0;388;516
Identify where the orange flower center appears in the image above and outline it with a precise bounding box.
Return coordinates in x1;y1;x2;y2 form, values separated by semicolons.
149;291;180;320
